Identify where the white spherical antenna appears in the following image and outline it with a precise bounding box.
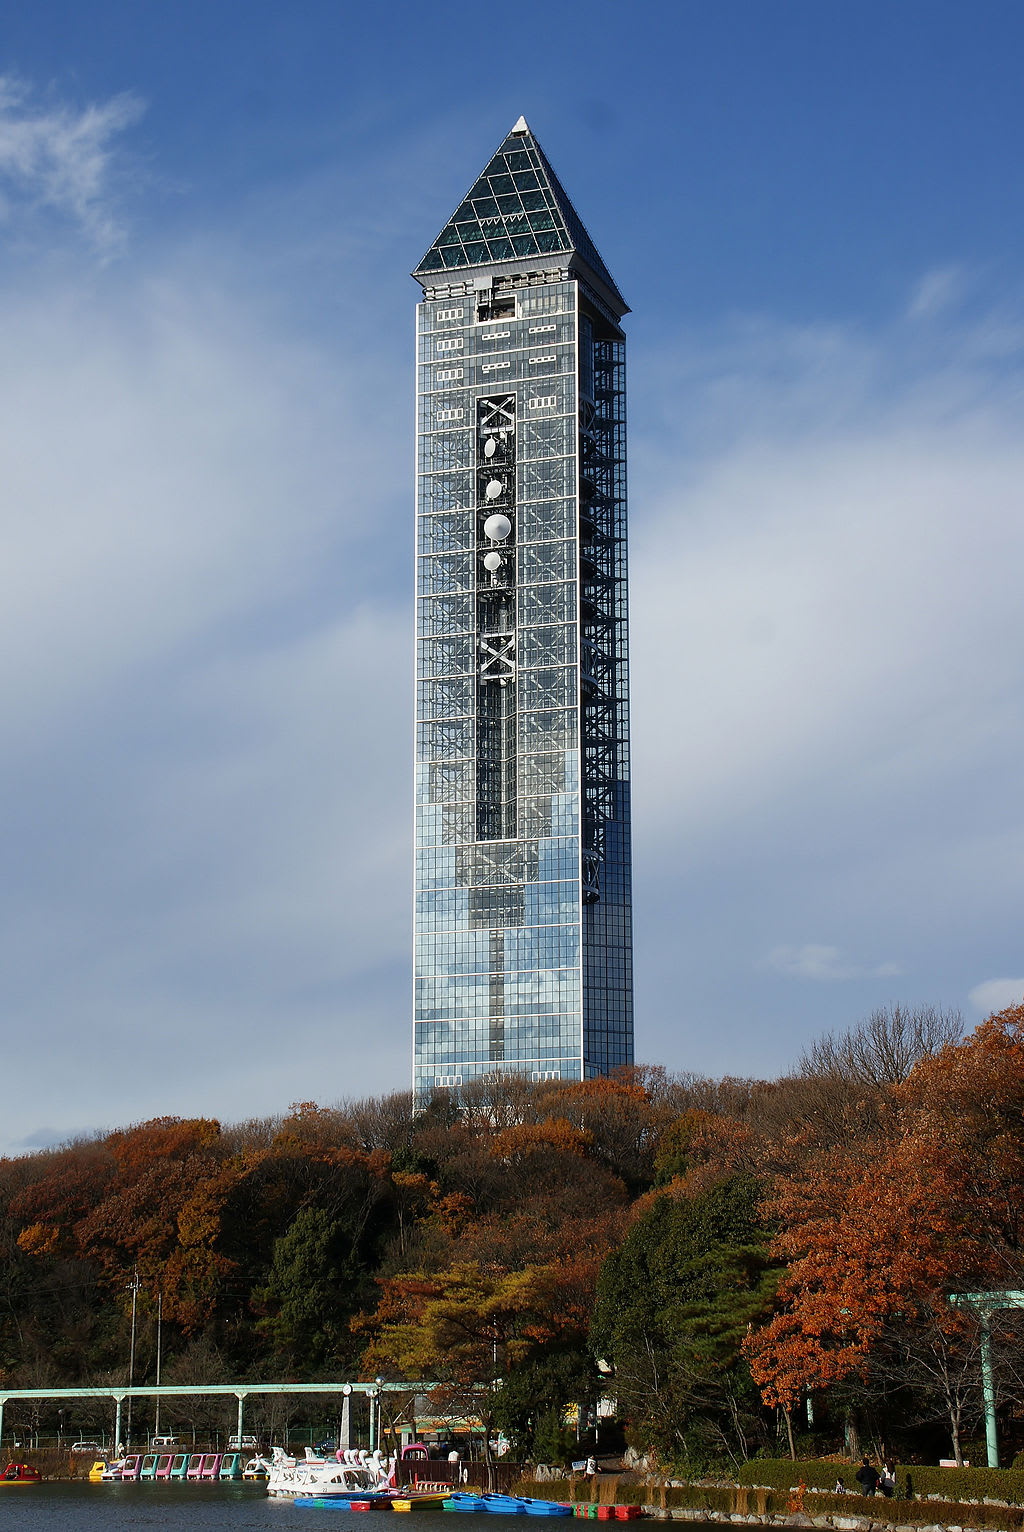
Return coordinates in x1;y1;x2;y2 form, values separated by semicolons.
483;438;497;458
484;478;504;501
483;513;512;542
483;550;503;572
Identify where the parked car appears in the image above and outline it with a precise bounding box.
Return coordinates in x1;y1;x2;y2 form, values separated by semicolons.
227;1434;259;1451
151;1435;178;1449
70;1441;104;1454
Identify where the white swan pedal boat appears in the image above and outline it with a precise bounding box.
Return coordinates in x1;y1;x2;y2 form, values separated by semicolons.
265;1446;395;1500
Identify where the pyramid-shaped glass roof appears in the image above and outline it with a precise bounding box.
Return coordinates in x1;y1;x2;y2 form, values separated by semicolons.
413;119;626;313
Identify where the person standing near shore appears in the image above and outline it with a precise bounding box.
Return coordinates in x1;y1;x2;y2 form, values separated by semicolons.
855;1457;880;1496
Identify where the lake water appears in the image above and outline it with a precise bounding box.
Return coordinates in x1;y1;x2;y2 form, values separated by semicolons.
1;1482;508;1529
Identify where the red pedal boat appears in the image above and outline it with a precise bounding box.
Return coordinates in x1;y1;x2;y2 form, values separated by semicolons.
0;1462;42;1485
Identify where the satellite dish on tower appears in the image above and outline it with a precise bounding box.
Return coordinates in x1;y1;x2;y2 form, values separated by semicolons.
483;514;512;542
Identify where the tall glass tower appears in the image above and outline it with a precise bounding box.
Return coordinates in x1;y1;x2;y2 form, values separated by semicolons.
412;118;632;1101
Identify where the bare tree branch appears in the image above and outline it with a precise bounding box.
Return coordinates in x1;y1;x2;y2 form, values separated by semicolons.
799;1005;964;1088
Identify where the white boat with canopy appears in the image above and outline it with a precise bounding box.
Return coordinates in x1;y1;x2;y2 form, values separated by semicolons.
264;1445;395;1500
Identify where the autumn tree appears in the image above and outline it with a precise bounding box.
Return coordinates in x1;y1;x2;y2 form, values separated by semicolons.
49;1117;228;1307
746;1005;1024;1463
10;1117;236;1372
798;1004;964;1087
536;1074;668;1194
359;1260;581;1486
234;1105;395;1374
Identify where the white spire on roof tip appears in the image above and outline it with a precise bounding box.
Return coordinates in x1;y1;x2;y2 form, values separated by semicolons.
510;116;529;134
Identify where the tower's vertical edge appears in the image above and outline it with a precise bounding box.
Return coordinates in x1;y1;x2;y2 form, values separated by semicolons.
412;122;632;1103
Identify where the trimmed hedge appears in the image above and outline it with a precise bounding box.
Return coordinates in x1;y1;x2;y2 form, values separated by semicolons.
736;1459;844;1492
801;1492;1024;1530
512;1471;1024;1528
898;1466;1024;1507
665;1485;779;1515
511;1480;781;1516
737;1457;1024;1507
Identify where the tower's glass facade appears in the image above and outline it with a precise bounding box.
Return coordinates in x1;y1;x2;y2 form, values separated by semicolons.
412;120;632;1101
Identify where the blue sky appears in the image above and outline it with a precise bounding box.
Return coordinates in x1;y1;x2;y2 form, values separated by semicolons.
1;0;1023;1151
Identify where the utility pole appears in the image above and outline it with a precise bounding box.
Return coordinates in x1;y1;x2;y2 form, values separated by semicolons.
340;1384;352;1450
126;1272;141;1450
154;1291;162;1439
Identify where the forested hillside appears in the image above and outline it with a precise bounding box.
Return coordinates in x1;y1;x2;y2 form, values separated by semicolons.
3;1003;1023;1470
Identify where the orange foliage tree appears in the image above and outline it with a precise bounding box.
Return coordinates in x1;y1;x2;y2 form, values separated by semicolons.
357;1260;562;1485
11;1118;236;1328
745;1006;1024;1460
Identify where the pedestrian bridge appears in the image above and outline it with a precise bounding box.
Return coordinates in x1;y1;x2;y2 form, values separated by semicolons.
0;1380;439;1454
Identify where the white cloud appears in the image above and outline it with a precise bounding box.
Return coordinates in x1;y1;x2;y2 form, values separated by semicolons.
968;979;1024;1016
0;76;143;247
629;298;1024;1073
907;265;966;320
0;72;1022;1136
0;274;384;740
766;945;902;982
0;595;411;1149
632;304;1024;847
13;1126;102;1150
0;239;410;1153
6;270;1020;1132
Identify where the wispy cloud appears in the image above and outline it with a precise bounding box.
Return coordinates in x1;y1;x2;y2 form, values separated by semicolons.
12;1126;102;1150
0;82;1023;1142
0;76;144;247
633;300;1024;851
765;945;902;982
907;265;966;320
630;288;1024;1071
0;238;409;1154
968;978;1024;1015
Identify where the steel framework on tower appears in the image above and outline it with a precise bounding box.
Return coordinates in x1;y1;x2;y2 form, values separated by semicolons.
412;118;633;1102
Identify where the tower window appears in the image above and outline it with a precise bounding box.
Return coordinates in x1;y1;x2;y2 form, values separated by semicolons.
477;295;516;323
